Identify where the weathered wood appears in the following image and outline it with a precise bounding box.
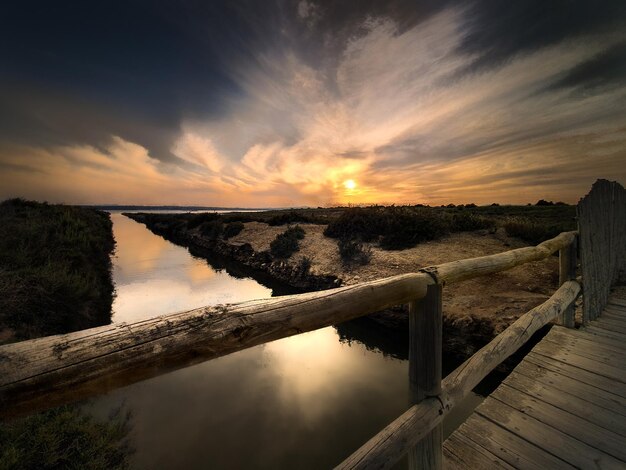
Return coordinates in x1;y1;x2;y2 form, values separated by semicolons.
443;432;515;469
506;367;626;434
496;382;626;458
578;179;626;323
477;397;623;468
525;351;626;399
558;235;577;327
408;284;442;470
455;414;574;469
421;231;576;284
336;280;580;470
0;272;433;420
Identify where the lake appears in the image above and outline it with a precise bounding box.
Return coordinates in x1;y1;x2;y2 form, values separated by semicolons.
90;212;483;469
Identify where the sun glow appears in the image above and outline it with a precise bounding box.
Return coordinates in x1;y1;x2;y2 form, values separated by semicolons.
343;179;357;190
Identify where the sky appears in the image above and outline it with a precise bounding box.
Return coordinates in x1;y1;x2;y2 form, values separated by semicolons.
0;0;625;207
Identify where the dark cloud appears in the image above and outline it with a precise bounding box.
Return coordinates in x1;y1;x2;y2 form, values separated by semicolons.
547;42;626;92
0;0;624;167
455;0;626;73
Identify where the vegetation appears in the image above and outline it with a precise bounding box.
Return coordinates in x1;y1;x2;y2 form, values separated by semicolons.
270;225;305;258
223;221;244;239
0;199;115;341
338;238;372;267
0;198;133;470
0;405;133;470
267;210;312;226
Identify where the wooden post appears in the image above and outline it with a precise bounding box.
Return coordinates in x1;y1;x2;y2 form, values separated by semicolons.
558;236;577;328
408;283;443;470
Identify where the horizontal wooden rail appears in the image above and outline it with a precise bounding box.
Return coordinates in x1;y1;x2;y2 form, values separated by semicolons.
0;231;576;420
0;273;430;420
336;279;581;470
422;231;576;284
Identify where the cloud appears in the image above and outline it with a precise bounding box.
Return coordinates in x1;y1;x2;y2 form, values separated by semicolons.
1;3;625;206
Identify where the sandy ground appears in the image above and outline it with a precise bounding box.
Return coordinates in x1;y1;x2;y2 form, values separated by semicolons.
229;222;560;334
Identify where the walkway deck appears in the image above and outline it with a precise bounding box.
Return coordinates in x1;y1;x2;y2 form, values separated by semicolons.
443;292;626;469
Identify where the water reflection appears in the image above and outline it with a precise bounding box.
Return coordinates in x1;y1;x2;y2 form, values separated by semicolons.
111;213;272;323
91;213;482;469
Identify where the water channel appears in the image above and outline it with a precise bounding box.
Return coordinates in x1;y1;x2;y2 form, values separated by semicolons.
91;212;483;469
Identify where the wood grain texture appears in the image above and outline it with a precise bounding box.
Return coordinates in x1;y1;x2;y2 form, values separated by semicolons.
0;272;432;419
578;179;626;323
336;280;580;470
408;284;442;470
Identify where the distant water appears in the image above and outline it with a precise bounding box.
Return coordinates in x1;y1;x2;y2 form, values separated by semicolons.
87;212;482;469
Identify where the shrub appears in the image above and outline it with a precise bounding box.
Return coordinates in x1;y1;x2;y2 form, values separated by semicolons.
187;212;220;229
323;207;389;242
223;221;244;239
298;256;312;274
450;212;495;232
268;211;311;226
285;225;305;240
199;219;223;239
338;238;371;266
270;226;306;258
379;209;449;250
503;218;570;245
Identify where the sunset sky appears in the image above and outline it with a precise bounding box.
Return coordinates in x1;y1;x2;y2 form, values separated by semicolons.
1;1;625;207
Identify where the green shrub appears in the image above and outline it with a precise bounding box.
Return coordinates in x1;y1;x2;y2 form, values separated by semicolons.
285;225;305;240
379;209;449;250
267;211;311;226
323;207;390;242
223;221;244;239
503;218;570;245
0;404;133;470
270;225;306;258
199;220;223;239
0;199;115;340
450;212;494;232
187;212;220;229
338;238;371;266
298;256;312;274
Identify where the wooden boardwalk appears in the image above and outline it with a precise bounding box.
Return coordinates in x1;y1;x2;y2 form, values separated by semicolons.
444;293;626;469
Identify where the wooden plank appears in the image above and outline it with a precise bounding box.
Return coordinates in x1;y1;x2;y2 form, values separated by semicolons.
443;433;514;470
493;382;626;460
608;298;626;309
512;361;626;419
408;283;442;470
525;352;626;398
531;341;626;383
503;370;626;437
539;336;626;366
455;414;574;469
477;396;624;469
599;310;626;324
336;281;580;470
548;327;626;355
584;325;626;342
593;318;626;334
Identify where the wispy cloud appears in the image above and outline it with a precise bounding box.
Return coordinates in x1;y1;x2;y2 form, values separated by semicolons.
1;4;624;205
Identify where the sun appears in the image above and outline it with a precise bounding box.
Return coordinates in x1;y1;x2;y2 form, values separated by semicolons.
343;179;357;190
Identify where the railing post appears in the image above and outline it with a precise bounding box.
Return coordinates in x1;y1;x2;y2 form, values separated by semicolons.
558;236;577;328
408;283;442;470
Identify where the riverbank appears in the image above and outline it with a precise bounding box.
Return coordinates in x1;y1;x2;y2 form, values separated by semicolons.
0;199;132;469
0;199;116;343
126;207;567;359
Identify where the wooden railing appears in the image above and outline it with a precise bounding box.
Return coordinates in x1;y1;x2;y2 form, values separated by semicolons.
578;179;626;323
0;231;579;468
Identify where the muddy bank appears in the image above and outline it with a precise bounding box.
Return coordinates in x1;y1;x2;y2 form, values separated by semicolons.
125;212;559;361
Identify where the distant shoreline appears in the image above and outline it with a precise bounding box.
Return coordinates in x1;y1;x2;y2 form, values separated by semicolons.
85;204;286;212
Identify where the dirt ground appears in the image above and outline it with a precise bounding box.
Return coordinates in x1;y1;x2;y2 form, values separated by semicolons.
229;222;560;335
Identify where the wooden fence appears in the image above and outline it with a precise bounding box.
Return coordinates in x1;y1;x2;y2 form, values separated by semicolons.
0;179;623;468
578;179;626;323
